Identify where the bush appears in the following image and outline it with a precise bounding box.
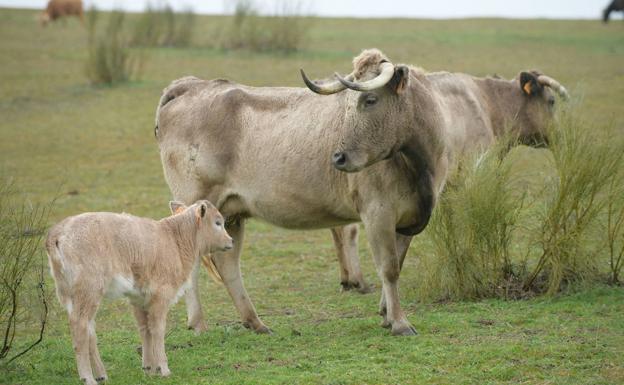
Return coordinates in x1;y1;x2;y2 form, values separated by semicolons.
416;140;524;301
85;8;141;85
605;169;624;284
220;0;312;53
523;115;624;294
0;181;50;365
131;2;196;48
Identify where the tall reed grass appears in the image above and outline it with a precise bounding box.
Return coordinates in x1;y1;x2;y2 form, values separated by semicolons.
85;8;141;85
220;0;312;53
131;2;196;48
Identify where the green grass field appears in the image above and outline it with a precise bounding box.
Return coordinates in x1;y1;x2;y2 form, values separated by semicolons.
1;8;623;385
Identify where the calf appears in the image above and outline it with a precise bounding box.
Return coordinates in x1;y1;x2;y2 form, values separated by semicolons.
45;200;232;385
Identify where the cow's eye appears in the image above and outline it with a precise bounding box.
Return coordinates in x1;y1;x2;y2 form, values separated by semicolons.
215;220;222;227
364;95;378;107
548;97;555;107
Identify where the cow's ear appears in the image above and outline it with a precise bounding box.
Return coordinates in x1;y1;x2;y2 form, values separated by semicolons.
169;201;186;214
389;65;410;94
520;71;543;97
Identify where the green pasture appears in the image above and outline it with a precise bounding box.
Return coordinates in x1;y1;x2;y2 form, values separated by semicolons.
1;8;623;384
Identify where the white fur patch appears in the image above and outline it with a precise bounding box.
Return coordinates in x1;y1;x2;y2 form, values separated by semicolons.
171;278;192;306
65;299;73;315
88;320;96;336
105;275;140;299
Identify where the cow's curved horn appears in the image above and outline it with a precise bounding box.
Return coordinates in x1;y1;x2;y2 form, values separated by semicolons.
300;69;354;95
538;75;569;100
334;62;395;92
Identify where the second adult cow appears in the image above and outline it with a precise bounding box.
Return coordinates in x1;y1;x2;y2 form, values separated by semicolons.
155;49;567;336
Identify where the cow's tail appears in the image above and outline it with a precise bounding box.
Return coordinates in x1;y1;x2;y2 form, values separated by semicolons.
201;254;223;284
154;76;202;139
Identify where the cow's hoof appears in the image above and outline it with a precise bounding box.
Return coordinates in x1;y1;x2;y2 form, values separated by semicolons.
341;281;373;294
254;325;273;334
187;320;209;334
157;366;171;377
380;318;392;329
391;323;418;336
356;283;374;294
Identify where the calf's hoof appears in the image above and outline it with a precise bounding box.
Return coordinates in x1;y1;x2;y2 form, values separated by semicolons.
391;323;418;336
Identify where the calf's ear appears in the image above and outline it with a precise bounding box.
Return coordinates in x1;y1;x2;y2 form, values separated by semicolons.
197;203;207;218
389;65;410;94
169;201;186;214
520;71;543;97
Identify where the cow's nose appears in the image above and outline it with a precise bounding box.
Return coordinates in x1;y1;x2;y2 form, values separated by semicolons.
332;151;347;167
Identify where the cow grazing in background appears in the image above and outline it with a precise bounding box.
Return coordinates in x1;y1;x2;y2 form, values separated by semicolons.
155;49;568;336
40;0;84;27
46;201;232;385
603;0;624;22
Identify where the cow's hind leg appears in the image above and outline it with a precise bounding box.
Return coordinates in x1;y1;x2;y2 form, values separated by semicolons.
330;225;371;293
362;209;416;336
212;218;270;334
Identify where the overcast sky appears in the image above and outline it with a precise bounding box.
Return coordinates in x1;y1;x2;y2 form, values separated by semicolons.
0;0;610;19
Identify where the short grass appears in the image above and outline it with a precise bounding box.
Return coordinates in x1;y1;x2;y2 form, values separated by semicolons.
1;8;623;385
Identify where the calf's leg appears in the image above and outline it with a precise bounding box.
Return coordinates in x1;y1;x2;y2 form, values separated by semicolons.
184;261;208;333
87;320;107;382
68;294;101;385
133;306;154;372
147;296;171;377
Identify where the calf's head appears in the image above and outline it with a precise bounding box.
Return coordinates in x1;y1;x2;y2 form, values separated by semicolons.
513;70;569;147
169;200;233;253
302;49;427;173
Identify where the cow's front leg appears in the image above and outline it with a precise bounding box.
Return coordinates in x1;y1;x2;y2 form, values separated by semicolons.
362;207;416;336
330;224;371;293
211;218;270;334
379;232;413;329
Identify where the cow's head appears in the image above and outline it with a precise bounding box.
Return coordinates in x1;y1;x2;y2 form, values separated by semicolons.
514;70;569;147
301;49;425;172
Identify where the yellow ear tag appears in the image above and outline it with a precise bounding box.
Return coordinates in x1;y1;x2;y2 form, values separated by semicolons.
523;82;532;95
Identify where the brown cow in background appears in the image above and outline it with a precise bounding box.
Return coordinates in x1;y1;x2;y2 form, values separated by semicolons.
40;0;84;26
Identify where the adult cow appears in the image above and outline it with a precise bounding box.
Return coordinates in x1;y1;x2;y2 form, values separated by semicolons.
155;49;568;336
40;0;84;27
603;0;624;22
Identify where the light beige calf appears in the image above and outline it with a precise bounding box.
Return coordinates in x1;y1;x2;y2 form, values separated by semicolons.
45;200;232;385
